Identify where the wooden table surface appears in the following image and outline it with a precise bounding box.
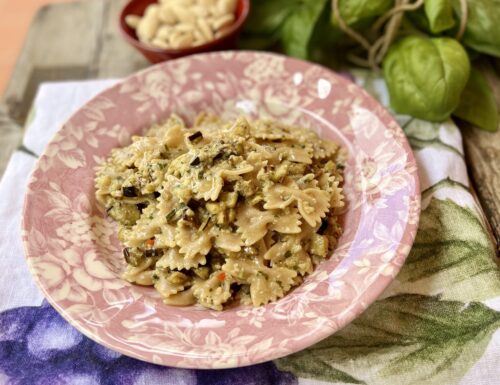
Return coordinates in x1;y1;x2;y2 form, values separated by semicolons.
0;0;70;93
1;0;499;252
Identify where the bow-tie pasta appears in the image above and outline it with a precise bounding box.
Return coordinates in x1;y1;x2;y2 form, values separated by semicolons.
95;113;345;310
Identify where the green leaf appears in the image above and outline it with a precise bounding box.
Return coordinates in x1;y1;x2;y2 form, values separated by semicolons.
281;0;329;59
242;0;300;36
453;0;500;57
237;33;281;50
453;68;499;132
424;0;455;33
332;0;394;27
405;8;432;34
383;36;470;121
391;198;500;302
276;294;500;385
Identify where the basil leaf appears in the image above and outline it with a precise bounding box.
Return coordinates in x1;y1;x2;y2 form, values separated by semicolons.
383;36;470;121
243;0;300;36
281;0;329;59
453;0;500;57
405;8;432;34
424;0;455;33
309;6;344;66
453;68;499;132
332;0;393;26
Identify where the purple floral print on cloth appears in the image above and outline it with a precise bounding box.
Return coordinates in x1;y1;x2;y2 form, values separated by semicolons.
0;302;297;385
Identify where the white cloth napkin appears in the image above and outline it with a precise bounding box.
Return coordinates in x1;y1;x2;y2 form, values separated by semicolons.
0;80;116;312
0;78;498;385
23;80;118;156
0;152;40;310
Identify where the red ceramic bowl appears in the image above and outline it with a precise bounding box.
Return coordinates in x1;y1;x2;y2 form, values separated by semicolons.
119;0;250;63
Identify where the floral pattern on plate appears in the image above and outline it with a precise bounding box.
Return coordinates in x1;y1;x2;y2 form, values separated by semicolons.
22;51;420;368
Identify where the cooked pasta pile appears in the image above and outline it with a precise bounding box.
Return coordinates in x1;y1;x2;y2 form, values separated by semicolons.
95;113;345;310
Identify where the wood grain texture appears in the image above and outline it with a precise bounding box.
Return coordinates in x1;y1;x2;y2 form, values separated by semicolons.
92;0;148;78
3;1;100;123
461;65;500;254
0;105;22;174
0;0;147;176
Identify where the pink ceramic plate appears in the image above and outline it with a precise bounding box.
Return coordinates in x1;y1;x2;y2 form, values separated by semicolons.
22;51;420;369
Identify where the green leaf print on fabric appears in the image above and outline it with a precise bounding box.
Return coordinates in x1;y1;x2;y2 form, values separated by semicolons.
421;177;469;199
402;118;463;157
276;295;500;385
26;106;36;129
392;198;500;302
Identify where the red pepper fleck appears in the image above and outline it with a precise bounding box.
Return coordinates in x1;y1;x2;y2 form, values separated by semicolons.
217;272;226;282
